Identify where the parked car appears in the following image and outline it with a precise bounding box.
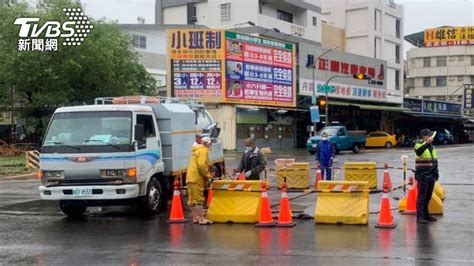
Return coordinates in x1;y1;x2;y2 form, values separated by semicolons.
365;132;397;148
306;126;366;154
434;128;454;144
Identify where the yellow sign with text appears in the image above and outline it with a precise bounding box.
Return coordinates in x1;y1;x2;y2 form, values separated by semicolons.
424;26;474;47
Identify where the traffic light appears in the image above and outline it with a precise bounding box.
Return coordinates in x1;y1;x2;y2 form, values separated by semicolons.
353;73;371;80
318;95;327;108
306;54;315;68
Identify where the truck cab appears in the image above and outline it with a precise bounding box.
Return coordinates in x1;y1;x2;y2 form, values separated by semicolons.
306;126;366;155
38;96;224;217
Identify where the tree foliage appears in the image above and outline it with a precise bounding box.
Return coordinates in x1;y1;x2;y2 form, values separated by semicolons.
0;0;156;108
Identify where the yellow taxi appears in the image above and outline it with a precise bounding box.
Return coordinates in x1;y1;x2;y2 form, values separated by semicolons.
365;132;397;148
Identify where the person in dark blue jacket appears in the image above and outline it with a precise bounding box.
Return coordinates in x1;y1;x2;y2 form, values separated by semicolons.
315;132;336;180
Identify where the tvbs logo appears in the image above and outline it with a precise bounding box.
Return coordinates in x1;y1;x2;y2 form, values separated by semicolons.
14;7;93;52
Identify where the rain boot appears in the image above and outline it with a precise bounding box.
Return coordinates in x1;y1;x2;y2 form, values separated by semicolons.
191;206;199;224
197;205;212;225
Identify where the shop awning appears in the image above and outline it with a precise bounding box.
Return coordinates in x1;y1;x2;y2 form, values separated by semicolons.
353;103;410;112
329;101;351;107
404;112;463;120
329;101;409;112
235;105;307;112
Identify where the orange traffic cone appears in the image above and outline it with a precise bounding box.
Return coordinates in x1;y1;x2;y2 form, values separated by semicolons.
167;180;187;223
402;176;417;215
382;163;393;190
413;179;418;199
314;163;322;190
238;172;246;181
375;188;397;228
255;182;276;227
206;184;213;208
276;180;296;227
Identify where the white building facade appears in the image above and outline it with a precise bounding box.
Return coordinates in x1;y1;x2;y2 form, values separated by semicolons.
156;0;322;45
120;24;205;95
405;45;474;102
321;0;404;104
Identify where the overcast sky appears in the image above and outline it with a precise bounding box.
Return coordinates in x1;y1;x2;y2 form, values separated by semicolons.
75;0;474;52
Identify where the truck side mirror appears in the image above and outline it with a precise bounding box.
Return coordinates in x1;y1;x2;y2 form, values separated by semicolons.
134;124;145;143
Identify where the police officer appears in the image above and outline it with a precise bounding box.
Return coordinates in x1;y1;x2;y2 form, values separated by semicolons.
414;128;439;224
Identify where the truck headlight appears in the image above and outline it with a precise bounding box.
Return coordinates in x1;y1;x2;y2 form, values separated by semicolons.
307;140;312;144
100;169;127;178
42;170;65;179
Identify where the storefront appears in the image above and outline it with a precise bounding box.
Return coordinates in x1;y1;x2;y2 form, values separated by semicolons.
398;98;465;142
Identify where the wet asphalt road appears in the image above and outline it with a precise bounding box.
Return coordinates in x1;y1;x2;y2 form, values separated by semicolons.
0;145;473;265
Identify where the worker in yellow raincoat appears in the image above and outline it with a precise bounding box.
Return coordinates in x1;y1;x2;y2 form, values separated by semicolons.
186;137;214;224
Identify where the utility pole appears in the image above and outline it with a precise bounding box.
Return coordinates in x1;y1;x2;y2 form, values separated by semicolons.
307;45;338;134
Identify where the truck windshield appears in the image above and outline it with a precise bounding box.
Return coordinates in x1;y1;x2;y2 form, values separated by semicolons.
318;127;338;136
43;111;132;148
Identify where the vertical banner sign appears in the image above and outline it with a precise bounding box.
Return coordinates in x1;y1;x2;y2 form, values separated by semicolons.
310;106;320;123
224;31;296;107
168;29;225;102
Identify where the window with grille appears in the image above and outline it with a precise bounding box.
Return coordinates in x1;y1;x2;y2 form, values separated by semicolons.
423;57;431;67
436;57;447;67
220;3;231;21
423;77;431;87
132;34;146;49
436;76;447;87
277;9;293;23
395;45;400;64
395;70;400;90
396;19;401;38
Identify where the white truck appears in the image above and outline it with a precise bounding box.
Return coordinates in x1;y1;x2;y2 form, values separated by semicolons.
38;96;224;217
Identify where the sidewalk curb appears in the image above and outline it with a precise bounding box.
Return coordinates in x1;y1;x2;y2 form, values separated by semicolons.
2;173;36;180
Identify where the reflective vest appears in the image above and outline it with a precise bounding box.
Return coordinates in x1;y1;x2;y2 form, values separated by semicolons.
415;141;438;169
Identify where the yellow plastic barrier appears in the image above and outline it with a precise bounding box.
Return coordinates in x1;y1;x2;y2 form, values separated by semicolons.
315;181;370;225
207;180;263;223
276;162;310;189
434;181;445;201
428;193;443;215
344;162;377;189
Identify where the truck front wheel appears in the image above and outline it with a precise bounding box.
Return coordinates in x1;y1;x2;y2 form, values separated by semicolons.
142;177;164;216
59;200;87;218
352;144;360;154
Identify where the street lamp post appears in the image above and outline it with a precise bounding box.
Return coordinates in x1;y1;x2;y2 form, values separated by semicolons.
309;45;338;133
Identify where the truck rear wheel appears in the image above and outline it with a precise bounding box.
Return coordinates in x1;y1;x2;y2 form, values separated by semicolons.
142;177;164;216
308;150;315;155
352;144;360;154
59;200;87;218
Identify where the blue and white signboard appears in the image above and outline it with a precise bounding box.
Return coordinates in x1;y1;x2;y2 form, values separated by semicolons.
310;106;320;123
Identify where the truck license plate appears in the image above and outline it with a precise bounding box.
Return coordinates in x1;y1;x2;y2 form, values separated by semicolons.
73;188;93;197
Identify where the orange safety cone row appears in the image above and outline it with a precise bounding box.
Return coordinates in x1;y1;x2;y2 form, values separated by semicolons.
167;180;187;223
375;188;397;229
255;181;276;227
402;176;417;215
206;184;213;208
238;172;246;181
314;163;322;190
276;179;296;227
382;163;393;190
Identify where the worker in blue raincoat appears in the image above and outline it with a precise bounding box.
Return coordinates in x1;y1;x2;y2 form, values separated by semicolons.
315;132;336;180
